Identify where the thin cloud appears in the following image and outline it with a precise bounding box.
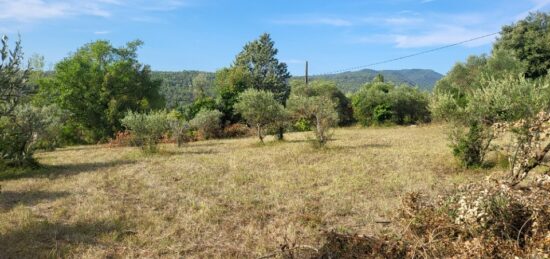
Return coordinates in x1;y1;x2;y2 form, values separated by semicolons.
0;0;189;23
94;30;111;35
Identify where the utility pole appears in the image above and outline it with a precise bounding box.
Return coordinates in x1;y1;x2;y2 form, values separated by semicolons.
305;61;309;86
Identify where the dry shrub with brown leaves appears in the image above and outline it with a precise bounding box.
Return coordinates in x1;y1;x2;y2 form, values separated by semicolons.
222;123;254;138
107;131;133;147
313;179;550;259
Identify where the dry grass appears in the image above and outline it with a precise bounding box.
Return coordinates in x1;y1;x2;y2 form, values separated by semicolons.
0;124;488;258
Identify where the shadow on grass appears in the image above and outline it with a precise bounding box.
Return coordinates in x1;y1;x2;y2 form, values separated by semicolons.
0;219;134;258
159;149;219;156
0;160;136;181
0;190;70;212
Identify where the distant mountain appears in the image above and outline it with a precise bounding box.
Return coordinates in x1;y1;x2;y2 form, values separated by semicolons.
300;69;443;93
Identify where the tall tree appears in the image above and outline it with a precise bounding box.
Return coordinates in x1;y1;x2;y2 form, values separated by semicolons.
37;40;164;143
494;12;550;79
233;33;291;103
233;33;290;139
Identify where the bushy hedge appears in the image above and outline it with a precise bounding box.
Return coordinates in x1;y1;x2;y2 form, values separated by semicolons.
352;80;430;126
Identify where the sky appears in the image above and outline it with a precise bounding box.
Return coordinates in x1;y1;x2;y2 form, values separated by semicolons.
0;0;549;76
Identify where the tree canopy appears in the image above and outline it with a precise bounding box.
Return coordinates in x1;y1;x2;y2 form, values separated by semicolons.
37;40;164;143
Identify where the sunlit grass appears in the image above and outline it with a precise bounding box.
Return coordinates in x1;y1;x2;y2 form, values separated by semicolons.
0;124;489;258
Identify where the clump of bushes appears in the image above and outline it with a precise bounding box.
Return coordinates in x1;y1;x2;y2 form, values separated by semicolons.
352;76;430;126
189;108;223;140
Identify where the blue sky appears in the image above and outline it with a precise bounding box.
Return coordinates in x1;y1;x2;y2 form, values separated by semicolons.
1;0;549;75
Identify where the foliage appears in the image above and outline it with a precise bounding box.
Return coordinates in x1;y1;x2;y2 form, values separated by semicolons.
37;40;164;143
167;110;191;147
290;79;354;126
233;89;286;142
180;96;217;121
233;33;291;104
431;50;528;168
0;104;65;166
151;70;215;110
0;35;31;117
189;108;223;140
352;79;430;126
214;66;253;123
300;68;443;93
494;12;550;79
287;93;338;146
121;110;170;153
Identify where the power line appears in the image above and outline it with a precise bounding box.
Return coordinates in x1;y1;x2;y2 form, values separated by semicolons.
314;32;500;76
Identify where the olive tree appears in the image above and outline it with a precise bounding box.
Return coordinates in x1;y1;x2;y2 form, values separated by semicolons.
189;109;223;140
287;95;338;146
233;88;286;143
121;110;170;153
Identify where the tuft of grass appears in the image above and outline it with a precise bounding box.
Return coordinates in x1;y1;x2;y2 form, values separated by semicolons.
0;124;490;258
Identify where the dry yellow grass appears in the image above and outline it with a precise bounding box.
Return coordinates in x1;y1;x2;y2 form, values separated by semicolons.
0;124;487;258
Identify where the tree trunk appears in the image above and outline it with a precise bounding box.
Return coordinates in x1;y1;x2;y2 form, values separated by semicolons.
275;127;284;141
257;124;264;143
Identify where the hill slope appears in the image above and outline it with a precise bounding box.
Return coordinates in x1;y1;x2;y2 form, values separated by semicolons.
303;69;443;93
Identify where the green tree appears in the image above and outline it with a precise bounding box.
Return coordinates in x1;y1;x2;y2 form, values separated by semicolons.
233;33;290;140
191;73;210;100
431;49;527;168
0;35;31;117
290;79;354;126
494;12;550;79
287;94;338;146
234;89;286;143
214;66;252;123
37;40;164;143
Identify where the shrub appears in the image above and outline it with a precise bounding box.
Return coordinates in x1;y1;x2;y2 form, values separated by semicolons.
222;123;253;138
0;104;64;166
121;110;170;153
234;89;286;142
352;80;430;126
189;109;223;140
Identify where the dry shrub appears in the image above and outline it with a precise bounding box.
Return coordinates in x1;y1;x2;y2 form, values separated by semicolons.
222;123;254;138
312;178;550;258
107;131;133;147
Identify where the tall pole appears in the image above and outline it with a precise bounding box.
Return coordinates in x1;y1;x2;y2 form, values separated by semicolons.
305;61;309;86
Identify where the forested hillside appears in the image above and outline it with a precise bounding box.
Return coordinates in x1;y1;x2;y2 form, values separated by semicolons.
304;68;443;93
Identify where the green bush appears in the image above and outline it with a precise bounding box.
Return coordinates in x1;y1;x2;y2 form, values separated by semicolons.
121;110;170;153
0;104;64;166
189;109;223;140
352;80;430;126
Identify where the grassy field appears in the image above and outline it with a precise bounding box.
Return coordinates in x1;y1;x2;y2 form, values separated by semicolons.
0;124;487;258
